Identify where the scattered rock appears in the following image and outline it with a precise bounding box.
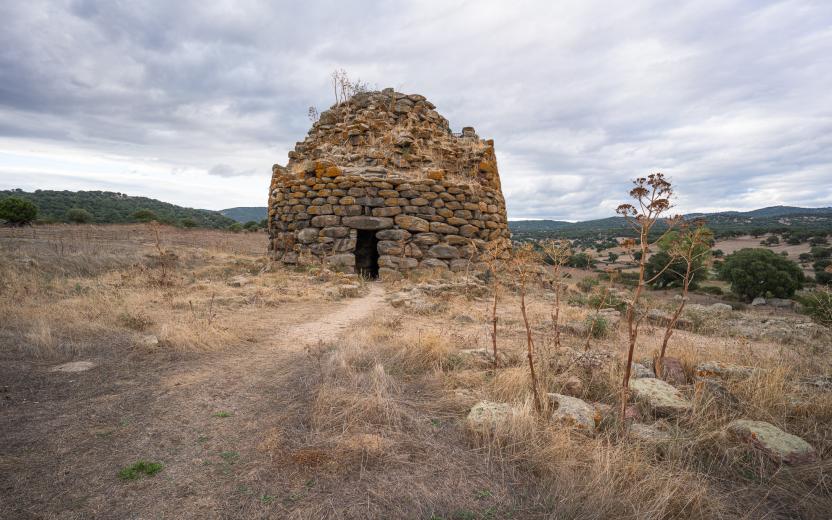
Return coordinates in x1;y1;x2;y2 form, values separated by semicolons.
767;298;794;309
799;375;832;392
751;297;766;306
554;375;584;397
138;335;159;348
630;362;655;379
656;356;687;385
629;378;692;416
50;361;96;373
228;275;250;287
466;401;518;431
694;361;756;380
629;422;673;443
725;419;816;464
337;284;362;298
646;309;692;329
548;393;596;431
709;303;734;312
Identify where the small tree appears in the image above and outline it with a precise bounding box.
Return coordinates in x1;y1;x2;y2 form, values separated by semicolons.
512;242;544;413
541;239;572;351
616;173;677;417
656;221;713;375
181;217;197;228
132;209;157;222
66;208;93;224
0;197;38;225
718;248;804;301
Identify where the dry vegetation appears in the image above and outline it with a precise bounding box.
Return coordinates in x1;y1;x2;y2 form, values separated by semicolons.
1;224;831;519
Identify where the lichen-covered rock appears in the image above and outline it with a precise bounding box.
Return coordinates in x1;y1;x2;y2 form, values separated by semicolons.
267;88;510;276
548;393;596;430
725;419;816;464
694;361;757;380
466;401;517;432
629;378;692;416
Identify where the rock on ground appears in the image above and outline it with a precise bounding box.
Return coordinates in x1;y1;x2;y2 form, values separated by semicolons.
629;378;692;416
695;361;757;380
466;401;518;432
725;419;816;464
50;361;96;373
629;422;674;443
548;393;597;431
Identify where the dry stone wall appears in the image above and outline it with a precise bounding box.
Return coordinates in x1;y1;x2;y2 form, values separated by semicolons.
268;88;510;278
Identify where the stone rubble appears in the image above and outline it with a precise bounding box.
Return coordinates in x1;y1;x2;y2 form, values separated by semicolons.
629;377;693;416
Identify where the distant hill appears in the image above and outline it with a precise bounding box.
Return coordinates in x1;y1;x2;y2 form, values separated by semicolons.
0;189;236;228
220;206;267;223
509;206;832;241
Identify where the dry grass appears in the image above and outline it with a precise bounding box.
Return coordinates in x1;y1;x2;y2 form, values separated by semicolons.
2;224;830;519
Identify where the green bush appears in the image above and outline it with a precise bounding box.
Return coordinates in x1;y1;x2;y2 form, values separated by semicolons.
132;209;157;222
797;289;832;327
568;252;594;268
584;314;609;338
228;223;243;233
181;217;197;228
0;196;38;225
66;207;93;223
718;248;804;301
577;277;598;293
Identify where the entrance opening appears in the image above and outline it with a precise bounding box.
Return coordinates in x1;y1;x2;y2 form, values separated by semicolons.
355;230;380;279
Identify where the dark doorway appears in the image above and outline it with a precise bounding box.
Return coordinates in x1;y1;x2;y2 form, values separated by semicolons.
355;230;380;279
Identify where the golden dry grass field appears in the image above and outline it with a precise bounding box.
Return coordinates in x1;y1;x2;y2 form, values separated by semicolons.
1;224;830;519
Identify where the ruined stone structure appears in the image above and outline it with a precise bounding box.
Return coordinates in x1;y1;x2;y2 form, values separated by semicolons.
268;88;510;278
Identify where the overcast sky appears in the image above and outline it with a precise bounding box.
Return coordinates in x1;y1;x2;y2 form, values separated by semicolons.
1;0;830;220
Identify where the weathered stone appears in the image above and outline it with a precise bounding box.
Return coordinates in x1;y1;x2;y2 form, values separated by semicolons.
297;227;319;244
466;401;518;432
420;258;449;270
694;361;757;380
427;244;460;259
548;393;596;431
725;420;816;464
394;214;430;232
411;232;440;246
430;222;459;234
372;206;402;217
751;297;766;306
376;229;411;241
326;253;356;269
311;215;340;227
629;378;692;416
458;348;506;367
50;361;97;372
656;356;687;385
341;216;394;230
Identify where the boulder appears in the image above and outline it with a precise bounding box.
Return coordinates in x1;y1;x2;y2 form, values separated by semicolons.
751;297;766;306
427;244;460;259
458;348;505;367
629;378;692;416
325;253;356;269
228;275;250;287
466;401;517;432
656;356;687;385
630;362;655;379
50;361;96;373
310;215;340;227
709;303;733;312
297;227;319;244
694;361;757;380
548;393;596;430
725;420;816;464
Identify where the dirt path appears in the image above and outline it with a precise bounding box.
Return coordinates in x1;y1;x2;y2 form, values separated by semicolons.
2;284;390;519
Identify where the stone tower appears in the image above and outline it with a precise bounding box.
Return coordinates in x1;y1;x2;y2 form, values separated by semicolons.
267;88;510;279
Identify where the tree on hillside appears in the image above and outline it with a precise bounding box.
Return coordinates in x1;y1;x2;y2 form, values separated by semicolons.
645;225;713;289
132;209;157;222
66;208;93;223
718;248;804;301
0;197;38;225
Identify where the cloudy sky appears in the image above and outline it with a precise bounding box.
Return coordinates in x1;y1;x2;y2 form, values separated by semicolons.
1;0;830;220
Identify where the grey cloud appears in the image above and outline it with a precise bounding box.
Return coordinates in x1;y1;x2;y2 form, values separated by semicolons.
0;0;830;216
207;164;255;178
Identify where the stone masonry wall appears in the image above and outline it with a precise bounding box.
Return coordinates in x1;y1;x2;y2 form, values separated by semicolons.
268;88;510;278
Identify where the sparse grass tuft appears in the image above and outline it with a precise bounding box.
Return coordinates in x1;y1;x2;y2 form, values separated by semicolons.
118;460;163;480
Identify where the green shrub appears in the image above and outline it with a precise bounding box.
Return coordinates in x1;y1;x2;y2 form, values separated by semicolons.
797;289;832;327
568;252;594;268
228;223;243;233
181;217;197;228
577;277;598;293
718;248;804;301
588;291;627;313
66;207;93;223
0;196;38;225
585;314;608;338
